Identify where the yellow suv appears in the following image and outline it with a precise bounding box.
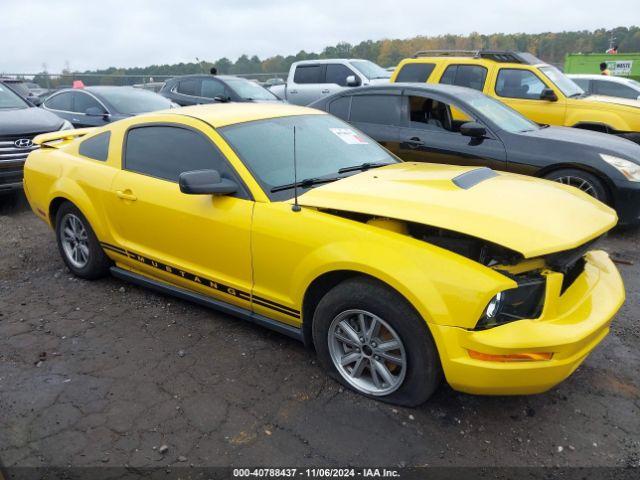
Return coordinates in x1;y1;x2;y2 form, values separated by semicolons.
391;50;640;143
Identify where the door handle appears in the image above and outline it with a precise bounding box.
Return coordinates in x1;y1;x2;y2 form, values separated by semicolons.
116;190;137;201
289;89;298;94
321;89;330;94
406;137;425;149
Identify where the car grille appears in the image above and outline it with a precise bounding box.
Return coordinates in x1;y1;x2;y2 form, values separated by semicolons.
545;237;600;294
0;133;41;189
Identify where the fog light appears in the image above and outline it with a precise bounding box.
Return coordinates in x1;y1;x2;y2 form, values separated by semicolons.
468;350;553;362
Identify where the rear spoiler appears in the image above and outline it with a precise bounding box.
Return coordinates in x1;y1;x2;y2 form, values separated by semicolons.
33;128;95;148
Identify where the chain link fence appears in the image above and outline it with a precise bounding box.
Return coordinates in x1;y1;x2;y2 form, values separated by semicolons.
0;72;288;94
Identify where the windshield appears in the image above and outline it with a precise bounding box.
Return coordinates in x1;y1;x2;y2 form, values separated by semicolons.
466;95;539;133
220;114;399;200
540;66;584;98
350;60;391;80
0;84;29;109
96;87;172;114
626;78;640;89
225;78;279;101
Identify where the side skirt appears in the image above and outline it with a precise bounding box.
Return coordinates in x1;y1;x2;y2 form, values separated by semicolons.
110;266;304;342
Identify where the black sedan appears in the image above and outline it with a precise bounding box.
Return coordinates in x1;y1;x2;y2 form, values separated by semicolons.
41;86;176;128
310;84;640;225
159;74;283;106
0;82;71;195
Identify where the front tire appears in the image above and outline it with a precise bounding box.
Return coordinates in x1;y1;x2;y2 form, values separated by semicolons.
312;277;442;406
544;168;609;203
55;202;111;279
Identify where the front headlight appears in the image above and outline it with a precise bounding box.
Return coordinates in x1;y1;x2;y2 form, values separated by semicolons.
59;120;73;131
600;154;640;182
476;275;546;330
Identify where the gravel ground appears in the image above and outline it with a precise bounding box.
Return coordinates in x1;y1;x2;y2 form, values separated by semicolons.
0;192;639;470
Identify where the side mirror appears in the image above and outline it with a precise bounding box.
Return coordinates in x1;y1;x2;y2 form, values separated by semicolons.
85;106;107;116
540;88;558;102
460;121;487;138
179;169;238;196
30;96;43;106
346;75;361;87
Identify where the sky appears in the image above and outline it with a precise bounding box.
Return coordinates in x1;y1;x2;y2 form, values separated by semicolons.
2;0;637;73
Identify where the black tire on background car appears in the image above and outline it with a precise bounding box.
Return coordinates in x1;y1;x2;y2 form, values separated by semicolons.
55;202;111;279
312;277;442;407
617;132;640;145
543;168;609;203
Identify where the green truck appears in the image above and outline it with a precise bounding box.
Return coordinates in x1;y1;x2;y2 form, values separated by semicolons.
565;53;640;81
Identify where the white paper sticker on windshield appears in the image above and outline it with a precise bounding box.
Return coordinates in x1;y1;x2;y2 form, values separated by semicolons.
329;128;368;145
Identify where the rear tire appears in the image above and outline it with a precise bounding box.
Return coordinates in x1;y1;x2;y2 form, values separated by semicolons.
55;202;111;279
544;168;609;203
312;277;442;407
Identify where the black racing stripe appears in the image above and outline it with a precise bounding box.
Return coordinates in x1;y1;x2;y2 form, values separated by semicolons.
252;295;300;315
252;298;301;318
102;241;300;318
101;242;126;254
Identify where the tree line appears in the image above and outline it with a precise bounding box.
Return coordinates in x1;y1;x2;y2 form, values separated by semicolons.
31;26;640;87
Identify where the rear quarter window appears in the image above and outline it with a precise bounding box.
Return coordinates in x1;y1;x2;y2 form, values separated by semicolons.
79;131;110;161
328;96;351;120
395;63;435;83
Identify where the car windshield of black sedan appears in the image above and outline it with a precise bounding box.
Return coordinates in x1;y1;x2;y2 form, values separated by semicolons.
225;78;279;101
0;84;29;109
466;95;539;133
220;114;399;200
95;88;172;114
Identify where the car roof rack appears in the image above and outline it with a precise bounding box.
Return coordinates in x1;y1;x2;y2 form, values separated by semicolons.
412;50;542;65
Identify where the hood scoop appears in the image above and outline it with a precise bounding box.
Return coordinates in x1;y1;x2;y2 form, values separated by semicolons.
452;167;498;189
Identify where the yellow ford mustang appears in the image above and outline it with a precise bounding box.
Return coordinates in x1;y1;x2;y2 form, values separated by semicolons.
24;103;624;406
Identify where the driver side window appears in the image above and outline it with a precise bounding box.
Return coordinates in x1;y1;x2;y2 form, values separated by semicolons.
326;64;357;87
123;125;248;199
495;69;546;99
201;79;227;99
72;92;104;114
405;95;472;133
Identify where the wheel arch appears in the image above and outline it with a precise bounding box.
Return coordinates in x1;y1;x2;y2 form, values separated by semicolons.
301;270;426;350
571;122;614;134
46;180;108;240
49;196;72;226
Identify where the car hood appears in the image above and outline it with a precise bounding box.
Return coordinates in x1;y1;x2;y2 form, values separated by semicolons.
297;163;616;258
0;107;64;136
579;94;640;109
520;125;640;161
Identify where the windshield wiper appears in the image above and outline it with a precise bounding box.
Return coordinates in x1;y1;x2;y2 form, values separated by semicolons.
270;176;341;193
338;162;394;174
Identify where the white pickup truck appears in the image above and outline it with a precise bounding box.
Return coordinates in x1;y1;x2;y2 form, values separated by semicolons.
270;59;391;105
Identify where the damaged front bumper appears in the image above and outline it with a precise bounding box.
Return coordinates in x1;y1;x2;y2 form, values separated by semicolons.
429;250;625;395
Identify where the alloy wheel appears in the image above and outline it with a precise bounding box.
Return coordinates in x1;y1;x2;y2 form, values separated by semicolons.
328;309;407;396
60;213;90;269
553;175;599;199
